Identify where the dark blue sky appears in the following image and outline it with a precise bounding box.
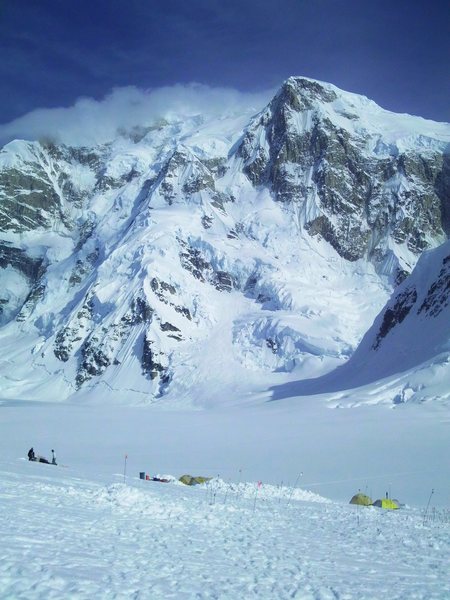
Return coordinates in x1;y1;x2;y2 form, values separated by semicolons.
1;0;449;124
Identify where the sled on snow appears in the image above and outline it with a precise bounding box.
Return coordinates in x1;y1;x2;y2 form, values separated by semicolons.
29;449;58;465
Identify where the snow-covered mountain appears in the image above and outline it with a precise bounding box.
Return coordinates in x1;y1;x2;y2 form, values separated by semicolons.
0;77;449;404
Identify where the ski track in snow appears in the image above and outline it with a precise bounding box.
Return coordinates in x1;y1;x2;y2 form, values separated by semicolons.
1;464;449;600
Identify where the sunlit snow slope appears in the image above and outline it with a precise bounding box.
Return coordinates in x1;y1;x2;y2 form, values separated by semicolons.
271;241;450;406
0;77;449;405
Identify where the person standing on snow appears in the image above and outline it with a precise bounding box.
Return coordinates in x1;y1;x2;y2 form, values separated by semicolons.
27;447;35;461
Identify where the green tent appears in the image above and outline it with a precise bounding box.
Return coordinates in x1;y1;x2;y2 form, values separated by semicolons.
373;498;400;510
179;474;211;486
349;493;373;506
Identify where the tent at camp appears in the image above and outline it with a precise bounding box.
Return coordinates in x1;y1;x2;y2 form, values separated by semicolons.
373;498;400;510
179;474;211;486
349;493;373;506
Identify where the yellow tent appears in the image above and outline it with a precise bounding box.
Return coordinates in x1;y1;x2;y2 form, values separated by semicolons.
349;493;373;506
373;498;399;510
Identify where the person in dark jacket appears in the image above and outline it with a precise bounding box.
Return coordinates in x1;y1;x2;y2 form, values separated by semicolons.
27;447;35;461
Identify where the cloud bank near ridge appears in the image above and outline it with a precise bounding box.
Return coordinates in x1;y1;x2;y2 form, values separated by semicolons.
0;83;273;147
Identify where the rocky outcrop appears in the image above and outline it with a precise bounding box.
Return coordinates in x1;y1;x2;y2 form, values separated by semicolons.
0;166;61;232
236;78;449;272
418;255;450;317
0;142;101;234
155;148;215;205
373;288;417;349
0;243;44;280
368;241;450;354
179;244;236;292
54;292;155;387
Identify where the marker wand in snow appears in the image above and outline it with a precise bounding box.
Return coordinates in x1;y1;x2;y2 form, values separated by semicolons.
423;488;434;525
253;481;262;514
287;471;303;506
123;454;128;484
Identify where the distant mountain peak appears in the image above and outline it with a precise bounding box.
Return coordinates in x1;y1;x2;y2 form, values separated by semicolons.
274;77;338;111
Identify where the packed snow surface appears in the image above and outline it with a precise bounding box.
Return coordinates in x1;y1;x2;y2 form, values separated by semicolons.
1;399;450;599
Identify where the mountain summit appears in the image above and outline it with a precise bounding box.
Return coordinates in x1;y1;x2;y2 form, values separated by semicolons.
0;78;449;404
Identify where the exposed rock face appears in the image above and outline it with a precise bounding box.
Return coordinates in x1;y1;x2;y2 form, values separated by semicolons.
364;241;450;373
0;243;44;280
0;166;61;232
0;142;104;234
435;147;450;235
0;77;449;401
142;335;169;382
237;78;448;274
373;288;417;350
53;293;156;388
179;244;236;292
418;255;450;317
370;246;450;352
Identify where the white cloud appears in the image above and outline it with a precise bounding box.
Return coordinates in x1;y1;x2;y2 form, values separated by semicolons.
0;84;274;147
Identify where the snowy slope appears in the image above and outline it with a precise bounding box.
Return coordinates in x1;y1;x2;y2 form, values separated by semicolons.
271;241;450;406
0;77;449;404
2;467;449;600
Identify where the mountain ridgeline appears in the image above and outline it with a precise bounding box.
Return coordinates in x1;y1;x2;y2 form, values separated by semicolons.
0;77;449;404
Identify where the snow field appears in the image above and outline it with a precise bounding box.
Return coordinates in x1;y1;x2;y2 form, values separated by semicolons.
1;397;449;598
1;462;449;600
